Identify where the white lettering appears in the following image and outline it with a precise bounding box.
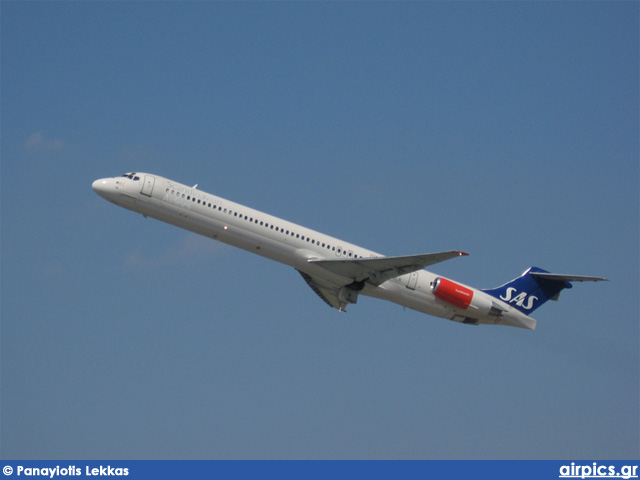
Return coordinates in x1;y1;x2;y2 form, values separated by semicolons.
500;287;517;301
499;288;538;310
511;292;528;307
523;295;538;310
85;465;129;476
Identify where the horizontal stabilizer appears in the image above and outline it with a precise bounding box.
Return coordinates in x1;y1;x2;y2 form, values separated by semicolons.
529;272;608;283
308;250;468;285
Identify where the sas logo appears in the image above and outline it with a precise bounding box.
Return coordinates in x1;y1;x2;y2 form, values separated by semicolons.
500;288;538;310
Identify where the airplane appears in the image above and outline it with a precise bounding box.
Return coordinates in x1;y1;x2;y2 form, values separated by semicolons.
92;172;607;330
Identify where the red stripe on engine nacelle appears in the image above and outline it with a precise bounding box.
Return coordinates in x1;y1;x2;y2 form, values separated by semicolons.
432;277;474;310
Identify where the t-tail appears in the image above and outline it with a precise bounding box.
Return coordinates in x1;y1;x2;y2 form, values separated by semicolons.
482;267;607;315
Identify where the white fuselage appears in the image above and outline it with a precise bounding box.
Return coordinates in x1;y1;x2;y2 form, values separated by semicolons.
92;173;537;329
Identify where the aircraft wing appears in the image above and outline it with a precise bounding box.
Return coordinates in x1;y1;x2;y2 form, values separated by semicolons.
307;250;468;286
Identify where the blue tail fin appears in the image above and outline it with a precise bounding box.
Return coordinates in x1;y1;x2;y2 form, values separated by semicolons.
481;267;573;314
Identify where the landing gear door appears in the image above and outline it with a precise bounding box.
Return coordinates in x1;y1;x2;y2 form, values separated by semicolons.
141;175;155;197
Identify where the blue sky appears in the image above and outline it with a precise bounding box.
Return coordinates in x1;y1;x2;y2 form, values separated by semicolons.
1;2;638;460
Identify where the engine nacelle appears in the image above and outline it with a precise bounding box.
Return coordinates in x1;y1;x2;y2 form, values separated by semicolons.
432;277;505;319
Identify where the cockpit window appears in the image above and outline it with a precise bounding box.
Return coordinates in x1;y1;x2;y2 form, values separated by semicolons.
120;172;140;181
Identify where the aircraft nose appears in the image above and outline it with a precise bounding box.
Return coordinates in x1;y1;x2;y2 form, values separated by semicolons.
92;178;114;199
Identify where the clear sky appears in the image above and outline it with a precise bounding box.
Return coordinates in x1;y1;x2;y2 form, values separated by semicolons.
1;1;638;460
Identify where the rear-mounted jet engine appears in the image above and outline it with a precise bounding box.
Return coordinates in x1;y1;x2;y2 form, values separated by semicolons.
432;277;505;320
